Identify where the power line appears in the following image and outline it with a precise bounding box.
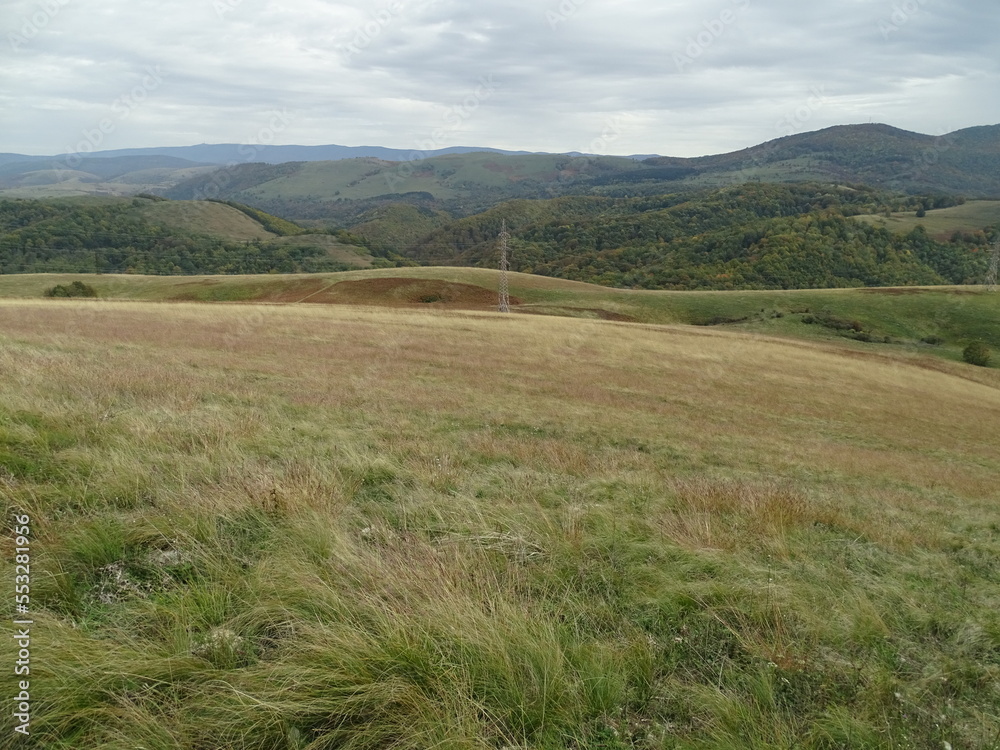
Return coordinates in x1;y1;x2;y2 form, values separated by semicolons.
497;219;510;313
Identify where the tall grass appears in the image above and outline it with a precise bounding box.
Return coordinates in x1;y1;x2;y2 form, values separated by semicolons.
0;299;998;748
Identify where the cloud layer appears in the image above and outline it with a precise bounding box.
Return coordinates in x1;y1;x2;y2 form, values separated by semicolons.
4;0;999;156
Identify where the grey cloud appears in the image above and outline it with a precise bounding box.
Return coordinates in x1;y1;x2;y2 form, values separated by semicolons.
2;0;997;156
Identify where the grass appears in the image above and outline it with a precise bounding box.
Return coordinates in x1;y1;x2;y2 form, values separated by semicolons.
138;200;279;242
853;201;1000;238
0;267;997;366
1;297;999;748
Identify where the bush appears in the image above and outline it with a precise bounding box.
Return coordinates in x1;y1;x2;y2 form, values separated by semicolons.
962;341;991;367
920;335;944;346
44;281;98;298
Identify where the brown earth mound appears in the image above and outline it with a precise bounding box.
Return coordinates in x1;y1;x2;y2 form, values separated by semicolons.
303;278;518;309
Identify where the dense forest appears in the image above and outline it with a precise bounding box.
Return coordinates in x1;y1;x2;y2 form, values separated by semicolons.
1;184;994;290
0;198;371;275
403;183;995;290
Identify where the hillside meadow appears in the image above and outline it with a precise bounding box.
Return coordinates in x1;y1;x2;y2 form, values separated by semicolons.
1;293;999;748
0;268;997;367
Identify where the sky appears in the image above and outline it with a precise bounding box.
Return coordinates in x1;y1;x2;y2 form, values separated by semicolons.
3;0;999;158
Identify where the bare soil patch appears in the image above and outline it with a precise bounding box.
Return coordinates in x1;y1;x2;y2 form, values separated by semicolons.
303;277;518;309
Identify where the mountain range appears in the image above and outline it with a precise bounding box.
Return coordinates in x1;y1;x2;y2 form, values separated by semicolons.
2;123;998;205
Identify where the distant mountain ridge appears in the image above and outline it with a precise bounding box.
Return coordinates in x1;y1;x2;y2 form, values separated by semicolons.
2;123;998;203
0;143;554;167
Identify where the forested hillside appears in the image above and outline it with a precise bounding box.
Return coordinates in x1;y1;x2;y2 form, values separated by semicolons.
403;184;995;290
0;197;377;275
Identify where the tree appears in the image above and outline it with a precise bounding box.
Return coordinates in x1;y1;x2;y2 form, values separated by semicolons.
962;341;991;367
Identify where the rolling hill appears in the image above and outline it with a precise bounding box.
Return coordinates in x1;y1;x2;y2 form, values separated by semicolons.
2;267;998;367
0;155;216;198
0;286;998;747
5;183;995;291
397;183;995;290
8;123;996;208
157;124;1000;225
0;196;376;275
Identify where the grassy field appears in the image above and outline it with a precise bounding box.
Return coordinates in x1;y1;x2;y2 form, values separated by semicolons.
1;268;997;366
853;201;1000;238
138;201;279;242
0;290;999;748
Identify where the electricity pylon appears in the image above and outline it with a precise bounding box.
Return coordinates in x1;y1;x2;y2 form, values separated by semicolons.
987;239;999;292
498;219;510;312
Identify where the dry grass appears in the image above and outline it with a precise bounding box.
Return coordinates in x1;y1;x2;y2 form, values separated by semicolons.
1;298;999;748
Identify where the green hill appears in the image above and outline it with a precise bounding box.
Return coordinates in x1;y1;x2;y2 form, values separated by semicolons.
160;125;1000;230
646;123;1000;196
0;155;216;198
0;196;374;275
401;183;995;290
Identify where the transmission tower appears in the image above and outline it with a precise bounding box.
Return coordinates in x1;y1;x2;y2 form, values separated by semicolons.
987;239;1000;292
497;219;511;312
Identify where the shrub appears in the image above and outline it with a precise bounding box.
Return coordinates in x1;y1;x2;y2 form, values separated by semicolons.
962;341;991;367
44;281;98;298
920;335;944;346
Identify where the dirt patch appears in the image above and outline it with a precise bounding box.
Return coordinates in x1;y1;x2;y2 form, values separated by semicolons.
858;287;929;295
300;278;518;309
265;279;332;303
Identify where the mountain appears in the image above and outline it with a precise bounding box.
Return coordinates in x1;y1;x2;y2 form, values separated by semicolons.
5;123;998;205
0;155;216;198
156;124;1000;225
9;143;550;167
162;152;645;219
657;123;1000;195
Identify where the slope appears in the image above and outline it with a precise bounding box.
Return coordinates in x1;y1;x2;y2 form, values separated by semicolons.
0;298;998;748
1;267;997;367
0;197;375;274
401;183;994;290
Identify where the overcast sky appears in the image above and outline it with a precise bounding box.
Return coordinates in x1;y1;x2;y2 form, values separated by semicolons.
3;0;998;158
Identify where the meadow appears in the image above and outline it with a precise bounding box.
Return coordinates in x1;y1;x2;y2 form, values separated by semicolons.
0;268;997;365
852;201;1000;239
0;284;998;748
